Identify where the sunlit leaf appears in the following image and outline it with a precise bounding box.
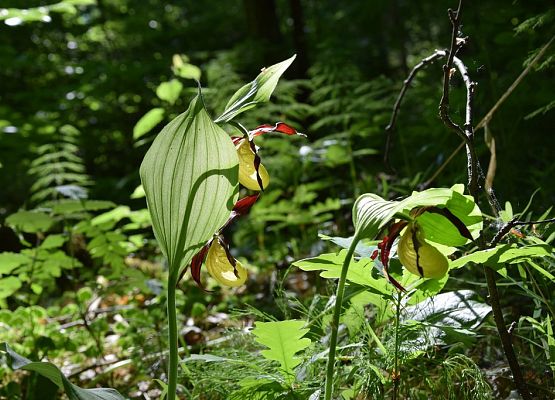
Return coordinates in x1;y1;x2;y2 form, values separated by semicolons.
140;91;239;280
353;185;482;246
6;211;54;233
252;320;311;384
0;253;30;274
450;243;553;269
156;79;183;105
215;55;296;123
133;108;165;140
0;343;125;399
0;277;22;299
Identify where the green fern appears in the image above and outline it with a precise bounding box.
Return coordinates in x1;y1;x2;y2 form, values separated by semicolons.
28;124;91;205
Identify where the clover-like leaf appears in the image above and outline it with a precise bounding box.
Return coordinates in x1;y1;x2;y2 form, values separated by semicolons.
140;91;239;281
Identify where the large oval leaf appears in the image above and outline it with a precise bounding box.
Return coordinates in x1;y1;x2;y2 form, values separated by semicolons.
140;92;239;280
353;185;482;246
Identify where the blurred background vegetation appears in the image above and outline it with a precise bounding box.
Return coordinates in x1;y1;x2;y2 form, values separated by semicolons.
0;0;554;399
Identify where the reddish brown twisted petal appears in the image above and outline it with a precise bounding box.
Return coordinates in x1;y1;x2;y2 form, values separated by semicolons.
250;122;306;138
188;242;211;288
217;236;237;269
374;221;408;292
232;136;244;145
248;139;265;191
233;194;259;216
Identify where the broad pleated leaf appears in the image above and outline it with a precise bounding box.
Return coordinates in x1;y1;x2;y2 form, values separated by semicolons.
1;343;125;400
140;92;238;280
252;320;311;384
215;55;296;123
353;185;482;246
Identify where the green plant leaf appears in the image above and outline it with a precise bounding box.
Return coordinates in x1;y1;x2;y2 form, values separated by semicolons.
252;320;311;384
140;91;239;280
215;55;296;123
450;243;553;269
156;79;183;105
0;343;125;399
293;251;390;296
50;200;115;214
353;185;482;245
6;211;54;233
0;252;30;274
0;277;22;299
133;108;165;140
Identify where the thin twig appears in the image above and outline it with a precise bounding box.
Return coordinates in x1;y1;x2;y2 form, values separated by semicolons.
438;2;531;398
490;217;555;247
384;50;447;169
422;35;554;188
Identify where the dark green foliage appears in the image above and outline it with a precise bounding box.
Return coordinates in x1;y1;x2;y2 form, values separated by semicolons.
1;1;554;399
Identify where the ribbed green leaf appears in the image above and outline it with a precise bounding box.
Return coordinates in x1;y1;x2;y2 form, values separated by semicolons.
215;55;296;123
0;343;125;400
353;185;482;245
252;320;311;384
140;92;239;280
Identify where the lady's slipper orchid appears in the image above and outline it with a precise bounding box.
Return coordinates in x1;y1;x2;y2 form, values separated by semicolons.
372;206;473;288
185;194;259;288
233;122;305;191
205;237;248;287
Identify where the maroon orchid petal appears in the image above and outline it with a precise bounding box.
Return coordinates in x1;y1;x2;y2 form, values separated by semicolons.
249;122;306;138
233;194;260;216
374;221;408;292
186;241;211;288
231;136;244;145
217;236;241;278
219;195;260;233
248;139;265;191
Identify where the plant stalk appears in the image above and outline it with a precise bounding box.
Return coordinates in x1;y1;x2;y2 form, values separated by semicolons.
324;237;358;400
392;290;402;400
167;280;179;400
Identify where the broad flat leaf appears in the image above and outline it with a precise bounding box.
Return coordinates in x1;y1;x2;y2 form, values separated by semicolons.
293;251;390;296
50;200;115;214
450;244;553;269
215;55;296;123
6;211;54;233
1;343;125;400
140;92;239;280
0;252;30;274
353;185;482;246
0;277;22;299
133;108;165;139
252;320;311;384
156;79;183;105
39;234;66;250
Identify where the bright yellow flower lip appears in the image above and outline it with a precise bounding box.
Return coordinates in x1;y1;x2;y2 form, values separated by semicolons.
235;139;270;191
205;239;247;287
397;222;449;279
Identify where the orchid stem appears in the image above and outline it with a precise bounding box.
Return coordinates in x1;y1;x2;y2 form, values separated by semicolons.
167;279;178;400
324;236;359;400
